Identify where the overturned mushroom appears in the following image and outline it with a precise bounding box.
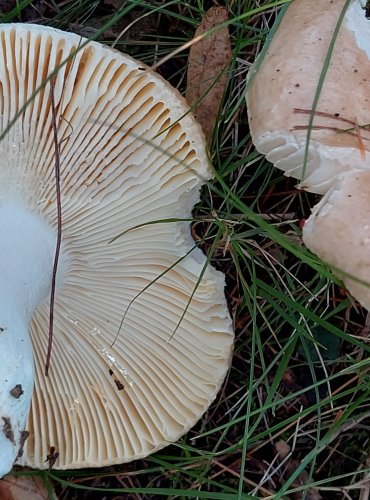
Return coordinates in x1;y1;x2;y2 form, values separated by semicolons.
0;24;233;475
246;0;370;309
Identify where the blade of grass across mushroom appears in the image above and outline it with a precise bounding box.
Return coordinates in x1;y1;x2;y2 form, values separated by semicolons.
109;244;197;348
0;2;152;387
298;0;353;181
90;61;234;347
1;2;150;380
100;115;218;344
0;0;144;145
109;214;227;347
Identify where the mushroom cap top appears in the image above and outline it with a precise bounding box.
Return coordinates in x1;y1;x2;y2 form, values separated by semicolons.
0;24;234;469
246;0;370;194
302;170;370;310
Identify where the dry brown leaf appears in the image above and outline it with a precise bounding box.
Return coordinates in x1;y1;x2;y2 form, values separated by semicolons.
0;476;56;500
186;6;231;143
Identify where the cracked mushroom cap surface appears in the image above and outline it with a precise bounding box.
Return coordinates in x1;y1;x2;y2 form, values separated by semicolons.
246;0;370;194
0;23;233;469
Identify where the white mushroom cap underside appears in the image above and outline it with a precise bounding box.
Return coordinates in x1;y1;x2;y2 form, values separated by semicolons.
246;0;370;194
0;24;233;468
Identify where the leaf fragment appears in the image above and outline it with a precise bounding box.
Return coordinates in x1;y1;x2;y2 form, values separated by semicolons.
0;476;56;500
186;6;232;143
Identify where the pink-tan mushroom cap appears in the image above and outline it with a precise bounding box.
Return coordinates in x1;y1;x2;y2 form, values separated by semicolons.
247;0;370;194
303;170;370;310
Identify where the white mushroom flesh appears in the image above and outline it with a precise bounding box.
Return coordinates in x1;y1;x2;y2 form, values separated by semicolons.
0;203;63;476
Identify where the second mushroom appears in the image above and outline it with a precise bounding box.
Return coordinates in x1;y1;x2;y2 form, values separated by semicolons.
247;0;370;310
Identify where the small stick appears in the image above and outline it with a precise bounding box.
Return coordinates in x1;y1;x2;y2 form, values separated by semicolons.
293;109;370;148
293;124;370;142
45;78;62;377
294;108;357;126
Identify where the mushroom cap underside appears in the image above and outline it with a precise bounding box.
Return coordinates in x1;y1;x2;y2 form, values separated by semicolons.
0;23;234;469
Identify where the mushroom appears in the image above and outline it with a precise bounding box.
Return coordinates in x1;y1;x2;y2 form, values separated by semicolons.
246;0;370;310
0;23;233;475
247;0;370;194
302;171;370;310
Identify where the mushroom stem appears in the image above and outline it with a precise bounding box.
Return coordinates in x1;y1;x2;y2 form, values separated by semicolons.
0;311;33;477
0;203;59;476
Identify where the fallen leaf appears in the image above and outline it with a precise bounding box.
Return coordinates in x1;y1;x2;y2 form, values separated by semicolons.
186;6;232;143
0;475;56;500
